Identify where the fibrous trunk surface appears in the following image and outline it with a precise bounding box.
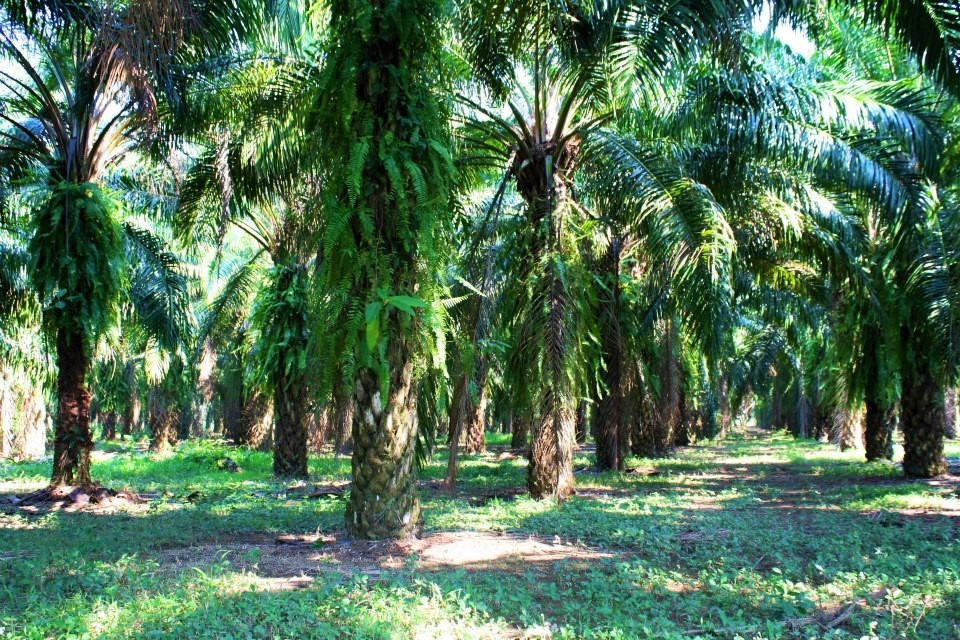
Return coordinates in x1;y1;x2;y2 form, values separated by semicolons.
51;328;93;487
901;365;946;477
273;368;309;478
346;336;422;539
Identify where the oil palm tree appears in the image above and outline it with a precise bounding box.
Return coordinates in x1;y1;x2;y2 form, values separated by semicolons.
0;0;257;486
457;21;738;493
309;0;455;538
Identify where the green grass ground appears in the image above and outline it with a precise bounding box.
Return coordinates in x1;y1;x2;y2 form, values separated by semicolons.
1;433;958;640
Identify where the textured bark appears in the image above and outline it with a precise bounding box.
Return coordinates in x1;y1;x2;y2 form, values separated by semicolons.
527;267;576;500
527;390;575;499
832;408;863;451
51;328;93;486
333;382;355;455
511;413;530;449
790;387;810;439
444;368;470;492
308;408;328;453
945;388;957;440
234;392;272;449
813;401;834;442
17;386;48;459
674;385;691;446
901;365;946;477
717;377;731;438
864;399;895;461
574;401;587;445
630;367;667;457
101;412;118;441
346;336;422;539
273;367;309;477
595;239;624;471
447;374;467;444
657;321;679;449
120;361;139;439
148;385;178;452
463;375;488;455
864;374;895;461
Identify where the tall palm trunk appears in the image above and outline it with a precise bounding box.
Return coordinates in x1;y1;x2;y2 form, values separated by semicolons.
864;397;895;461
332;379;354;455
148;384;178;452
120;361;139;440
346;333;422;538
101;413;118;440
512;413;531;448
272;269;309;477
901;362;946;477
595;238;624;471
527;258;576;499
273;365;309;477
447;374;467;443
657;318;680;449
234;391;271;448
862;328;894;460
575;401;587;444
463;365;488;454
51;328;93;486
945;388;957;439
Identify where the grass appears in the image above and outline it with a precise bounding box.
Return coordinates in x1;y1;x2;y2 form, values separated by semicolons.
1;432;958;639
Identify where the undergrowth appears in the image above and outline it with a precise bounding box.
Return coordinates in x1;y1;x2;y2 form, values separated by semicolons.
1;432;958;639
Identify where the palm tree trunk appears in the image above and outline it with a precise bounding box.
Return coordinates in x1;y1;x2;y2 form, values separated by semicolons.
272;268;310;477
511;413;530;449
528;389;575;499
333;380;354;456
51;328;93;486
148;385;178;452
527;265;576;500
447;374;467;444
346;335;422;538
864;397;895;461
101;412;118;441
864;366;894;461
575;401;587;444
595;238;624;471
121;362;139;440
463;365;488;454
901;363;946;477
945;388;957;439
273;367;309;477
232;391;270;448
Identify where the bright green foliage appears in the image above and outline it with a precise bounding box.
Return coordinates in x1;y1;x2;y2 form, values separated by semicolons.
249;264;311;395
27;181;125;351
312;0;455;393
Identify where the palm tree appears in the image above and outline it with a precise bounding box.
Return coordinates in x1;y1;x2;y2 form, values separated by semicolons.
0;0;256;486
457;30;738;493
310;0;454;538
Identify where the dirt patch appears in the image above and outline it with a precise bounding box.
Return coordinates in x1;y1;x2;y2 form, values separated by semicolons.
1;485;149;515
154;530;614;591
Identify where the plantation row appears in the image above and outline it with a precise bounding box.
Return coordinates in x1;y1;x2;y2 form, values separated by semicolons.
2;1;960;539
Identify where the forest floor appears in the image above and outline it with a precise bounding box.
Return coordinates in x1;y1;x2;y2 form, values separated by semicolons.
1;431;959;639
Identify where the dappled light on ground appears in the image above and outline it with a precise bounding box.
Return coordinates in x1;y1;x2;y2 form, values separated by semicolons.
1;432;958;638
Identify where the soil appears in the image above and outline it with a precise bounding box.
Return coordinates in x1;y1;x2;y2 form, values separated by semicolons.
155;530;613;592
